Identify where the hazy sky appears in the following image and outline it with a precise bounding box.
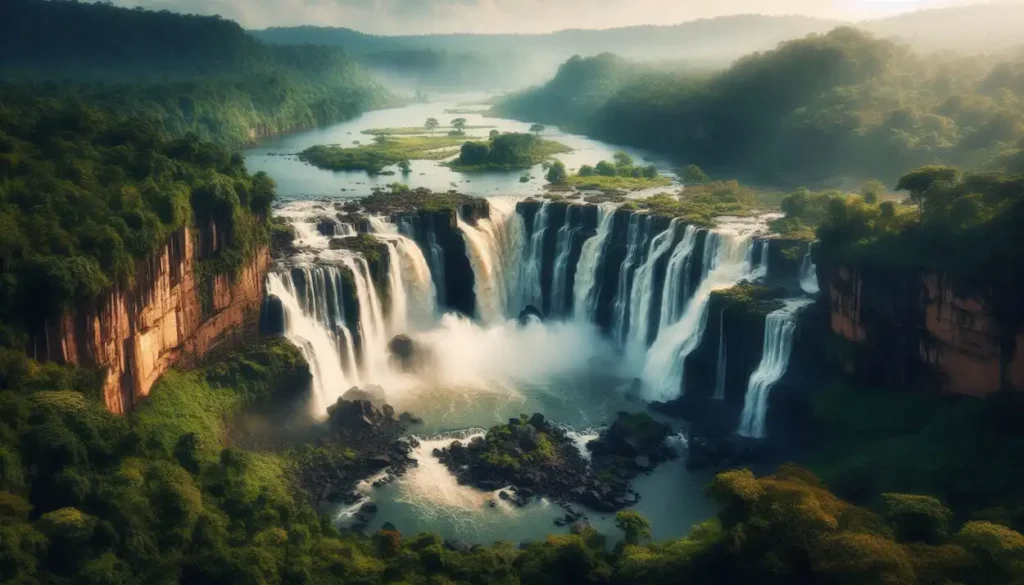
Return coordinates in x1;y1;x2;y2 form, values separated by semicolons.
109;0;1014;34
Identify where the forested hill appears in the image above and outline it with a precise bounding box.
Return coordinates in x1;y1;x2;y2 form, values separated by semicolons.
0;0;395;148
496;27;1024;187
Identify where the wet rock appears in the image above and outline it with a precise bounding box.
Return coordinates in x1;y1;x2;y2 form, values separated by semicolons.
359;502;378;514
499;491;512;502
518;305;544;326
368;454;391;469
445;540;471;553
259;294;285;337
554;518;568;527
388;334;433;373
381;522;397;532
382;404;396;420
317;218;339;236
400;412;424;425
634;455;651;469
570;520;592;534
342;385;387;406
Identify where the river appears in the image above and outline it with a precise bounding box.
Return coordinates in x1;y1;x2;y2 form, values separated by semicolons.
246;95;678;199
245;96;715;545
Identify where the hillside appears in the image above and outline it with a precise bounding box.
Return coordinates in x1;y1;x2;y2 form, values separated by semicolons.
0;0;394;146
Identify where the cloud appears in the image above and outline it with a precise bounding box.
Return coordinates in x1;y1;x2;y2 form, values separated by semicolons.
107;0;1001;33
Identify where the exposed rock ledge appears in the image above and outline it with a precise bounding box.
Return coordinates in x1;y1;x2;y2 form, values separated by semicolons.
32;225;268;414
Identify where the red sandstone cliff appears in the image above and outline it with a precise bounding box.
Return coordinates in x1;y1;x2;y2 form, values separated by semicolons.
825;265;1024;397
34;226;268;414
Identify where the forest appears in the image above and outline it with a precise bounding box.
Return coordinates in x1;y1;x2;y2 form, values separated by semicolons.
496;27;1024;186
0;0;395;148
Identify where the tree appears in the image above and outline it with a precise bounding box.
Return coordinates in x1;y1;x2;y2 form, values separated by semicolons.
424;118;440;135
529;124;546;136
547;161;568;184
451;118;468;134
372;134;389;146
613;151;634;169
682;164;709;184
882;493;953;544
896;166;960;212
861;180;886;205
595;160;618;176
489;129;500;141
642;165;659;179
615;511;651;546
579;165;595;177
398;160;411;174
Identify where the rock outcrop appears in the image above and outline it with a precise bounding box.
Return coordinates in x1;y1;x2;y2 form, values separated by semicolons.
822;264;1024;397
31;225;268;414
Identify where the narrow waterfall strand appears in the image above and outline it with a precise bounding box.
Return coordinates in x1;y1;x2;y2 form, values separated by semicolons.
800;244;820;295
457;205;519;324
641;232;756;401
391;235;439;328
550;206;585;316
713;309;727;401
737;298;815;438
339;256;389;378
573;204;616;322
627;219;680;351
612;214;648;345
659;225;699;328
520;202;550;310
266;270;352;414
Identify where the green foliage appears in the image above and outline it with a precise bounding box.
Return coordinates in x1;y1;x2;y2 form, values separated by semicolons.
499;28;1024;185
682;164;709;184
299;136;465;174
547;160;568;184
447;133;572;171
615;510;652;545
882;493;953;544
359;184;487;215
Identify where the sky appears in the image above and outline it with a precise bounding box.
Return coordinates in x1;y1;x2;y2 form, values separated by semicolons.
108;0;1014;34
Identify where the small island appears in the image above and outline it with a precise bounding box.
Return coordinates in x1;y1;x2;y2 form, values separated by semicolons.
298;135;465;174
548;151;672;192
445;131;572;172
434;412;677;512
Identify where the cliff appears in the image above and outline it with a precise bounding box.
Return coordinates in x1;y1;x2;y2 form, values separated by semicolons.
821;263;1024;397
35;225;268;414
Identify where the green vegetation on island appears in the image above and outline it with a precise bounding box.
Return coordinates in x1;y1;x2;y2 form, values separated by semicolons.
299;136;466;174
447;132;572;171
361;125;496;136
359;183;489;215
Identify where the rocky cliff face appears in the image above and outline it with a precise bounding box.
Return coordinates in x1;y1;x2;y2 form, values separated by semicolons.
821;263;1024;397
36;226;268;414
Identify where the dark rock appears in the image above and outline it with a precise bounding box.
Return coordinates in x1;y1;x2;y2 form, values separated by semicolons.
259;294;285;337
488;499;497;508
400;412;424;425
570;520;592;534
529;413;547;428
518;305;543;326
342;386;387;406
382;404;396;420
359;502;378;514
381;522;397;532
317;218;339;236
388;334;434;373
367;454;391;469
498;491;512;502
634;456;651;469
444;540;471;553
554;518;568;527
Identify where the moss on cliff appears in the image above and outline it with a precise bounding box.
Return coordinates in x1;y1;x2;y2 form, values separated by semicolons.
359;184;488;218
711;283;787;322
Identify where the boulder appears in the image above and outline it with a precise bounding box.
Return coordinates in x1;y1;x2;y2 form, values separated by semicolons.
634;456;651;470
317;218;339;236
518;305;543;326
327;399;383;430
367;454;391;469
444;540;471;553
388;335;433;373
399;412;424;425
570;520;592;535
381;522;398;532
382;404;396;420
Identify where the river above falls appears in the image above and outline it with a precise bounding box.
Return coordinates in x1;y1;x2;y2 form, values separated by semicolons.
245;95;679;200
246;97;716;545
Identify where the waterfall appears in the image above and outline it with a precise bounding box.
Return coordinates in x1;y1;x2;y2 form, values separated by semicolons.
641;231;757;401
659;225;699;328
550;205;583;316
737;298;814;438
573;205;616;322
266;267;358;413
752;240;770;280
713;309;727;401
520;202;550;310
457;201;522;324
338;256;389;376
382;235;438;331
423;215;447;307
627;219;680;352
800;244;820;295
367;216;397;235
613;214;651;345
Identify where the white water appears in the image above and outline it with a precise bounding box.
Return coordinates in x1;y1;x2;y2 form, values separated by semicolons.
267;267;357;413
573;205;616;322
713;308;727;401
627;219;680;353
659;225;700;329
641;230;758;401
753;240;770;280
800;245;820;295
613;215;651;345
519;202;550;311
550;206;585;316
456;199;523;324
737;298;815;438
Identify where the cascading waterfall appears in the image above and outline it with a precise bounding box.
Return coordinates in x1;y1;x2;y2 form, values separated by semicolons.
519;202;550;310
752;240;770;280
800;245;820;295
641;231;757;401
573;205;616;322
627;219;680;352
338;255;390;376
659;225;699;329
712;309;727;401
613;215;651;345
550;206;584;316
266;267;358;413
737;298;814;438
457;202;522;324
